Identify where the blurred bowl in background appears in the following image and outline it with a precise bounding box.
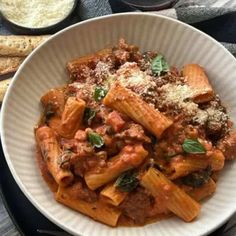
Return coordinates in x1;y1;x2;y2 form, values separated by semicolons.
121;0;177;10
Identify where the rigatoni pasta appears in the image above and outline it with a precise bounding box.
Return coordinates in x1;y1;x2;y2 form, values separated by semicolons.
59;97;86;138
85;144;148;190
182;64;214;103
141;168;200;222
35;39;236;227
168;150;224;180
35;126;74;187
188;178;216;202
100;183;128;206
103;82;173;138
56;183;121;227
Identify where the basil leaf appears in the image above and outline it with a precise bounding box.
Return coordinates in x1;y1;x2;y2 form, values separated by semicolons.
94;87;107;101
115;170;139;192
83;107;96;125
88;132;104;148
182;138;206;154
151;55;169;76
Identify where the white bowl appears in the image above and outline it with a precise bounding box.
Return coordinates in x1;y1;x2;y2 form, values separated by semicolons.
1;13;236;236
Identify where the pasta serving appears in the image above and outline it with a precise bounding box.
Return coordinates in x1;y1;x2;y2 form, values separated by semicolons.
35;39;236;227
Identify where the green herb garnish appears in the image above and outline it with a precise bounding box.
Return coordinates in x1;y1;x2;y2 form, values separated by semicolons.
182;138;206;154
115;170;139;192
88;131;104;148
83;107;96;125
94;87;107;101
151;55;169;76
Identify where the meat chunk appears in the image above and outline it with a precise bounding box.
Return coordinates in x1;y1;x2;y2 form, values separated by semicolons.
113;50;130;65
119;187;153;224
64;181;97;202
206;120;223;139
197;99;229;141
106;111;125;132
96;105;111;122
74;130;87;141
73;155;106;177
112;38;140;65
217;132;236;160
115;123;151;143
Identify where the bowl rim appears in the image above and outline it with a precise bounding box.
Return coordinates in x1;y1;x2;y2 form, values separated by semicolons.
1;12;236;236
0;0;78;33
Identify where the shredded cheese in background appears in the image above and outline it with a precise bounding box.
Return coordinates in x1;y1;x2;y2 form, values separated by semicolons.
0;0;74;28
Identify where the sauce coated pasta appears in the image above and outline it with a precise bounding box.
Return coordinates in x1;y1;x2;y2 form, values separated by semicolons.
35;39;236;226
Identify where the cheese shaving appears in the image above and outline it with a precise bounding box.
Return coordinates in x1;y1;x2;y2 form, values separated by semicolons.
116;62;156;94
159;84;198;116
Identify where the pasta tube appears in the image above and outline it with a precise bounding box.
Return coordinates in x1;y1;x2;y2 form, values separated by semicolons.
210;149;225;171
56;184;121;227
182;64;214;103
85;144;148;190
169;156;209;180
59;97;85;138
35;126;73;186
41;88;65;116
141;168;200;222
169;150;224;180
100;183;128;206
103;83;173;138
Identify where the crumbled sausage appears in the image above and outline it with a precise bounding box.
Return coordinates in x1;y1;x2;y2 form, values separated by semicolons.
115;123;151;143
206;120;223;140
119;187;153;224
217;132;236;160
65;181;97;202
106;111;125;132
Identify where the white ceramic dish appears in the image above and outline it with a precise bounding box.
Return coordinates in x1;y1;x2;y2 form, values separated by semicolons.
1;13;236;236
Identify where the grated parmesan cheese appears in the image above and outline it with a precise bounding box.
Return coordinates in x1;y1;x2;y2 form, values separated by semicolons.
0;0;74;28
94;61;112;84
206;106;228;123
116;62;156;94
70;82;95;99
159;84;198;116
193;101;229;126
160;84;193;104
193;110;208;125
